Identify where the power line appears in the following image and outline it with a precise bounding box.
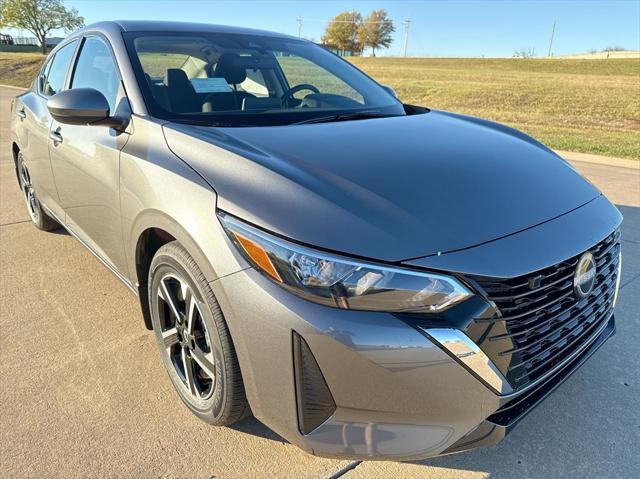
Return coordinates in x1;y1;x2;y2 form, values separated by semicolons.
296;16;410;55
299;18;395;24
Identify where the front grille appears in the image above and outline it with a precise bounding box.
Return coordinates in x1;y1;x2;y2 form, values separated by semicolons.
466;230;620;390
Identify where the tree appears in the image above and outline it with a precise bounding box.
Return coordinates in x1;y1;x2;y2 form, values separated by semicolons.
358;9;394;57
513;47;536;58
0;0;84;54
322;11;362;54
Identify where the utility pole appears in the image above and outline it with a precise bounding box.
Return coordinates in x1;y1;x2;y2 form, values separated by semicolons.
402;19;411;57
547;20;556;57
296;16;302;38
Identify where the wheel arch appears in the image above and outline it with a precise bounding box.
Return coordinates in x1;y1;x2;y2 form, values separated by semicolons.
130;209;220;330
12;142;20;180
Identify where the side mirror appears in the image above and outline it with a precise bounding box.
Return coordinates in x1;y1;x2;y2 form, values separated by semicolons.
47;88;125;129
380;84;398;99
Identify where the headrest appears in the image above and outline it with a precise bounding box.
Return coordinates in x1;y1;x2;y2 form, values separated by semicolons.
164;68;194;91
214;53;247;85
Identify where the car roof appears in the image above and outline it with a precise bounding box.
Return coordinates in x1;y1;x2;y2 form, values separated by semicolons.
79;20;297;40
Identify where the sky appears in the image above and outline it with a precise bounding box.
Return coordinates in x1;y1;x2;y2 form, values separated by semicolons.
4;0;640;57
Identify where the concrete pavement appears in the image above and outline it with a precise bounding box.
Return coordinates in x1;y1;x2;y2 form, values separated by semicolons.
1;85;639;478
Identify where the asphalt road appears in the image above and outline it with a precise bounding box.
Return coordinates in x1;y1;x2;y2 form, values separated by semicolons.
1;85;639;479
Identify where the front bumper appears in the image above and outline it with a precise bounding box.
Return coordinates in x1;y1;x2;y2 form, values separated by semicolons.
211;265;616;461
443;314;615;455
209;195;621;461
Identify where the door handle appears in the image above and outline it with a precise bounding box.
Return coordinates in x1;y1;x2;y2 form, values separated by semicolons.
16;108;26;119
49;128;63;144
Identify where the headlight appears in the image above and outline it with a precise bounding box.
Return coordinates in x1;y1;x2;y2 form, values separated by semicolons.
218;213;472;313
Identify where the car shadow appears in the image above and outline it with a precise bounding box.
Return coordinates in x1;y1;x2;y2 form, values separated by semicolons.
225;205;639;476
50;226;70;236
403;203;639;477
228;415;288;444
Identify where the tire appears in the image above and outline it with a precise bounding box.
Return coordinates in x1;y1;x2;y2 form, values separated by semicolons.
148;241;249;425
17;153;59;231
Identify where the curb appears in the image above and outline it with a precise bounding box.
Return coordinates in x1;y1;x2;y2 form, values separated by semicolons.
555;150;638;170
1;84;638;169
0;84;27;91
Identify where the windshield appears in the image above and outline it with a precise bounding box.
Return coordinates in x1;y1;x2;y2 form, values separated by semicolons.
123;31;404;126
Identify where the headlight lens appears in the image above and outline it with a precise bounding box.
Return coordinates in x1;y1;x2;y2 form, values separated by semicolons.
219;213;472;313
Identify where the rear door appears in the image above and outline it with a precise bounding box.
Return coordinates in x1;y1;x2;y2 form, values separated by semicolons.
15;40;78;220
48;34;130;273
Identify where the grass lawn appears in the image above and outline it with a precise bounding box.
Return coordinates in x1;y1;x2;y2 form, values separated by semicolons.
0;52;44;89
2;52;638;159
350;57;640;160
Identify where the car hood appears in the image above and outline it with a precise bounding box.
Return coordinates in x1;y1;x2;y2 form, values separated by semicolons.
163;110;600;262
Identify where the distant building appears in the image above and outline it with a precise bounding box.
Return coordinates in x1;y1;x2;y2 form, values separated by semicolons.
46;37;64;47
12;36;38;46
317;42;361;57
0;33;14;45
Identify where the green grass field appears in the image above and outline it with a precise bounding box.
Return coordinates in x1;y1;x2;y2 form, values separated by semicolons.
2;52;638;159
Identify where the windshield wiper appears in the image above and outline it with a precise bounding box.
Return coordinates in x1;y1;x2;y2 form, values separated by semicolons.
293;110;396;125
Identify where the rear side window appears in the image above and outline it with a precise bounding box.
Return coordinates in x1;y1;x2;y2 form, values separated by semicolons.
43;40;78;97
138;52;190;78
239;68;268;97
71;37;121;112
34;56;51;93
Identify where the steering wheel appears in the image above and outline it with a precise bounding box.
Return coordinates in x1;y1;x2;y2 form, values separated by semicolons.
281;83;320;107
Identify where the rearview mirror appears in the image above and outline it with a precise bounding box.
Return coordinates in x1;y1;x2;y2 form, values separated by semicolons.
47;88;125;129
380;84;398;98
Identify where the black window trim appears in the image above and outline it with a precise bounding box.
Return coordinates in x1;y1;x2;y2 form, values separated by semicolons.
66;32;128;114
68;33;124;89
35;38;80;99
122;30;405;127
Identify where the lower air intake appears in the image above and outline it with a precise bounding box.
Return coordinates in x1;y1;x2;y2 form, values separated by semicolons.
293;332;336;435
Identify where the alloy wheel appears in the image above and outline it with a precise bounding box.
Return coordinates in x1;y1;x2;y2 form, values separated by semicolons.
18;161;40;223
156;273;216;400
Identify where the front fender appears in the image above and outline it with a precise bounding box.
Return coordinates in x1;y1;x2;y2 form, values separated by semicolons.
120;116;247;287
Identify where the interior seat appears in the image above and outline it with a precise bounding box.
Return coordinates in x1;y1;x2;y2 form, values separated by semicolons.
144;73;171;111
205;53;254;111
164;68;200;113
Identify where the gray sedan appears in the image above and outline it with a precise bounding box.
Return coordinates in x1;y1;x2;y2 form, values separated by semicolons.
9;20;622;461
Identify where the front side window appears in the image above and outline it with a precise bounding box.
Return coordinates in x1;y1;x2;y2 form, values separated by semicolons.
124;32;403;126
43;40;78;97
71;37;120;112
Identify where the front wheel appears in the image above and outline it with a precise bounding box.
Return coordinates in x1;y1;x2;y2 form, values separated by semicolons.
148;241;249;425
17;153;59;231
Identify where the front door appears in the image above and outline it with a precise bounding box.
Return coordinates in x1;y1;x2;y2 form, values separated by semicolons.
48;35;130;273
16;40;78;220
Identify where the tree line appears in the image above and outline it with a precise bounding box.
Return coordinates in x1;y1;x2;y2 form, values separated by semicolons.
321;9;394;56
1;1;396;58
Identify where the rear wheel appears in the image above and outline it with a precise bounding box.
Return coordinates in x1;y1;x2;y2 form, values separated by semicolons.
17;153;59;231
148;241;249;425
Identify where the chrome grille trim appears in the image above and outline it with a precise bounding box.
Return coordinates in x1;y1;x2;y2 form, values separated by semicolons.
466;230;620;390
